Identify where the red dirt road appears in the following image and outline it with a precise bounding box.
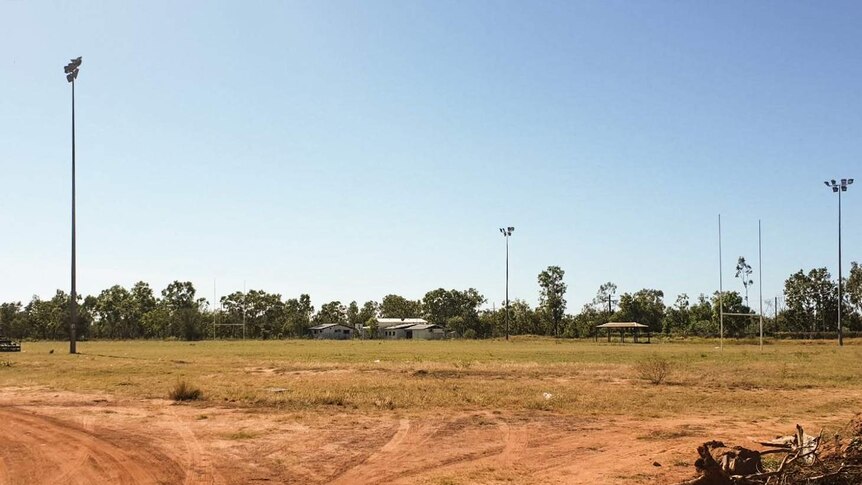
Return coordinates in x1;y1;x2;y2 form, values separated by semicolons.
0;389;855;484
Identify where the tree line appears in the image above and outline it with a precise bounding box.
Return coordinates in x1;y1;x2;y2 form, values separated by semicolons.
2;262;861;341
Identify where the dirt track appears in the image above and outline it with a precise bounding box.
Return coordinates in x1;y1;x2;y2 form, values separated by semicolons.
0;389;856;484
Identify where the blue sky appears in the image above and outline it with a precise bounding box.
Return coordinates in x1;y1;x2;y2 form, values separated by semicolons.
1;1;860;312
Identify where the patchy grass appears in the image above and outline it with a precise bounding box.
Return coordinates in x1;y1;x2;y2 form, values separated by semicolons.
224;430;257;440
1;339;861;419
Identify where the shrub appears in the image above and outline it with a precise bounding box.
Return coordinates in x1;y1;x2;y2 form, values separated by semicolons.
169;380;203;401
635;356;673;385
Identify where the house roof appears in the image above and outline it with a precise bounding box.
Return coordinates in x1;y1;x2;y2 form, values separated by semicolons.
596;322;649;329
310;323;353;330
389;323;417;330
377;318;427;324
406;324;440;330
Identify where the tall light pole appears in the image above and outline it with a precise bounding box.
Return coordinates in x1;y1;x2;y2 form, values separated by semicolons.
824;178;854;347
64;56;82;354
499;227;514;340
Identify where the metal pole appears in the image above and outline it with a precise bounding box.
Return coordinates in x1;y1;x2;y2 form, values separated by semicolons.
838;188;843;347
505;234;509;341
70;79;78;354
719;214;723;350
243;280;247;340
758;220;763;350
213;279;217;340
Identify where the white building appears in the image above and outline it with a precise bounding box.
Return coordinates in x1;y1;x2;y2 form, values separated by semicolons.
309;323;354;340
379;320;445;340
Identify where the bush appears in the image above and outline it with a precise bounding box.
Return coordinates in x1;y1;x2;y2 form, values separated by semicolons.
635;356;673;385
169;380;203;401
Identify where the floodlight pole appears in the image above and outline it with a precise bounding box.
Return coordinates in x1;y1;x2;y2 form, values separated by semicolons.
838;186;842;347
825;178;853;347
70;76;77;354
64;57;82;354
500;227;514;340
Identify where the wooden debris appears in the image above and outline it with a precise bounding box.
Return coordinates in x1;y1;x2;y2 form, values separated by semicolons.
674;421;862;485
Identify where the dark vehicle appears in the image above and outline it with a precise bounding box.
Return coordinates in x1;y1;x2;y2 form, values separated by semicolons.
0;338;21;352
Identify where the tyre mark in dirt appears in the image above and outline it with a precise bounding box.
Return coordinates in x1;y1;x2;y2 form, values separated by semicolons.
327;413;511;485
326;418;409;484
0;407;182;485
380;418;410;452
164;408;224;485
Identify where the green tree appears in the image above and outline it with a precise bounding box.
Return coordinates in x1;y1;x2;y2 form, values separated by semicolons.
346;301;361;327
591;282;618;314
358;301;378;325
315;301;347;324
379;294;422;319
662;293;690;335
281;294;314;337
615;289;665;332
0;302;26;339
689;294;715;336
538;266;567;336
848;262;862;318
712;290;753;337
735;257;754;306
160;281;205;340
92;285;135;339
781;268;838;333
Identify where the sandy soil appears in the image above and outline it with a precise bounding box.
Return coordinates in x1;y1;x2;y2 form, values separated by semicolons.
0;388;854;485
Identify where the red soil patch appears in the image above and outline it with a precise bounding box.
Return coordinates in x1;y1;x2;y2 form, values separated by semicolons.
0;389;855;484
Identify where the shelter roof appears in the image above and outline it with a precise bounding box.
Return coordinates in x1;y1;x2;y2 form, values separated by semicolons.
310;323;352;330
595;322;649;329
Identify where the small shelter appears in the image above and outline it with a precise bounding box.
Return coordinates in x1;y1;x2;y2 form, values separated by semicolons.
309;323;354;340
595;322;651;343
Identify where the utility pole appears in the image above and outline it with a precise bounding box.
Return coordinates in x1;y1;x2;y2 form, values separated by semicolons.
64;57;82;354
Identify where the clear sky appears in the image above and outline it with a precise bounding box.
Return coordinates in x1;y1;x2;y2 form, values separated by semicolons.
1;1;860;312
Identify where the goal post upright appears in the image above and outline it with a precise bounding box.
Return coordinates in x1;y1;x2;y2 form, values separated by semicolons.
758;220;763;350
718;214;724;351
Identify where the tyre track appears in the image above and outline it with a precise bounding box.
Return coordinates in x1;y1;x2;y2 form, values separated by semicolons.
0;407;184;485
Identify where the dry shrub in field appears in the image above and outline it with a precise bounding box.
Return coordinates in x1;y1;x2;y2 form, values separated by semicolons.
635;356;673;385
169;380;203;401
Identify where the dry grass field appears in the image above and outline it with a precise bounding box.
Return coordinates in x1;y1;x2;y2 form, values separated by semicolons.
1;338;861;484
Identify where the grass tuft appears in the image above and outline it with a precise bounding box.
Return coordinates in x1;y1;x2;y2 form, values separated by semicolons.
635;355;673;385
169;380;203;401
